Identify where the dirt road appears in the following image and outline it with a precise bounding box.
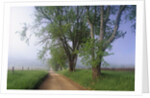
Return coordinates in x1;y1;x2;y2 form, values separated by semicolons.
38;71;86;90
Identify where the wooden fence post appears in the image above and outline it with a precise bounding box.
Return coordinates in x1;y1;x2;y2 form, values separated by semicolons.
12;66;14;73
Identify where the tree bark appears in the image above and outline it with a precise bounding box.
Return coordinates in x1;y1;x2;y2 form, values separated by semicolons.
106;6;126;45
69;59;75;72
73;55;77;71
92;55;102;79
91;6;104;80
92;64;101;80
68;54;77;72
100;6;104;42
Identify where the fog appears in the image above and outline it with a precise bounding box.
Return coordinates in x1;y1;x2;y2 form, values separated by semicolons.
8;7;135;70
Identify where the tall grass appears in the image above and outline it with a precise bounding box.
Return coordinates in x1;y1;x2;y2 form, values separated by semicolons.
58;69;134;91
7;70;48;89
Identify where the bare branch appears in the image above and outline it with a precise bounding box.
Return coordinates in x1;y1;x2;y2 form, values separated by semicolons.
37;35;51;45
104;6;110;23
38;7;52;22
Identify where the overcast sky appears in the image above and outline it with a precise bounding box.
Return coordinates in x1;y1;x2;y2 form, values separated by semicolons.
8;6;135;69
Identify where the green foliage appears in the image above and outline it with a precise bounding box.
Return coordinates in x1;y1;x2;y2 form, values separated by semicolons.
16;23;31;45
58;69;134;91
34;6;89;42
33;6;90;71
37;46;49;61
78;6;135;69
125;5;136;32
85;6;100;35
79;38;113;67
47;44;68;71
17;6;136;72
7;70;48;89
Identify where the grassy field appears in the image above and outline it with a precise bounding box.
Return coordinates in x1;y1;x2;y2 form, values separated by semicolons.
58;69;134;91
7;70;48;89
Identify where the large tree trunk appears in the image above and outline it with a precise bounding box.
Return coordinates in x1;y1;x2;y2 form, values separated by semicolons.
69;54;77;72
59;65;62;71
92;61;102;80
69;60;75;72
92;54;102;80
92;65;100;80
73;55;77;71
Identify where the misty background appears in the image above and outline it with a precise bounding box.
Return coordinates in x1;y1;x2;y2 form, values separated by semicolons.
8;7;135;70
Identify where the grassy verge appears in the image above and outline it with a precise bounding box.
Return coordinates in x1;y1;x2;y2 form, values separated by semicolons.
58;69;134;91
7;70;48;89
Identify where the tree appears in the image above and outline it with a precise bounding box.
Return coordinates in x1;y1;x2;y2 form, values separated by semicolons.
79;5;136;79
19;6;89;72
18;5;135;79
47;44;68;71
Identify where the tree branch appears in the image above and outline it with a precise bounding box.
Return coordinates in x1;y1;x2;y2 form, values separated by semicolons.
62;35;73;52
105;5;126;46
38;7;52;22
104;6;110;23
59;37;71;60
100;6;104;42
86;6;94;39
